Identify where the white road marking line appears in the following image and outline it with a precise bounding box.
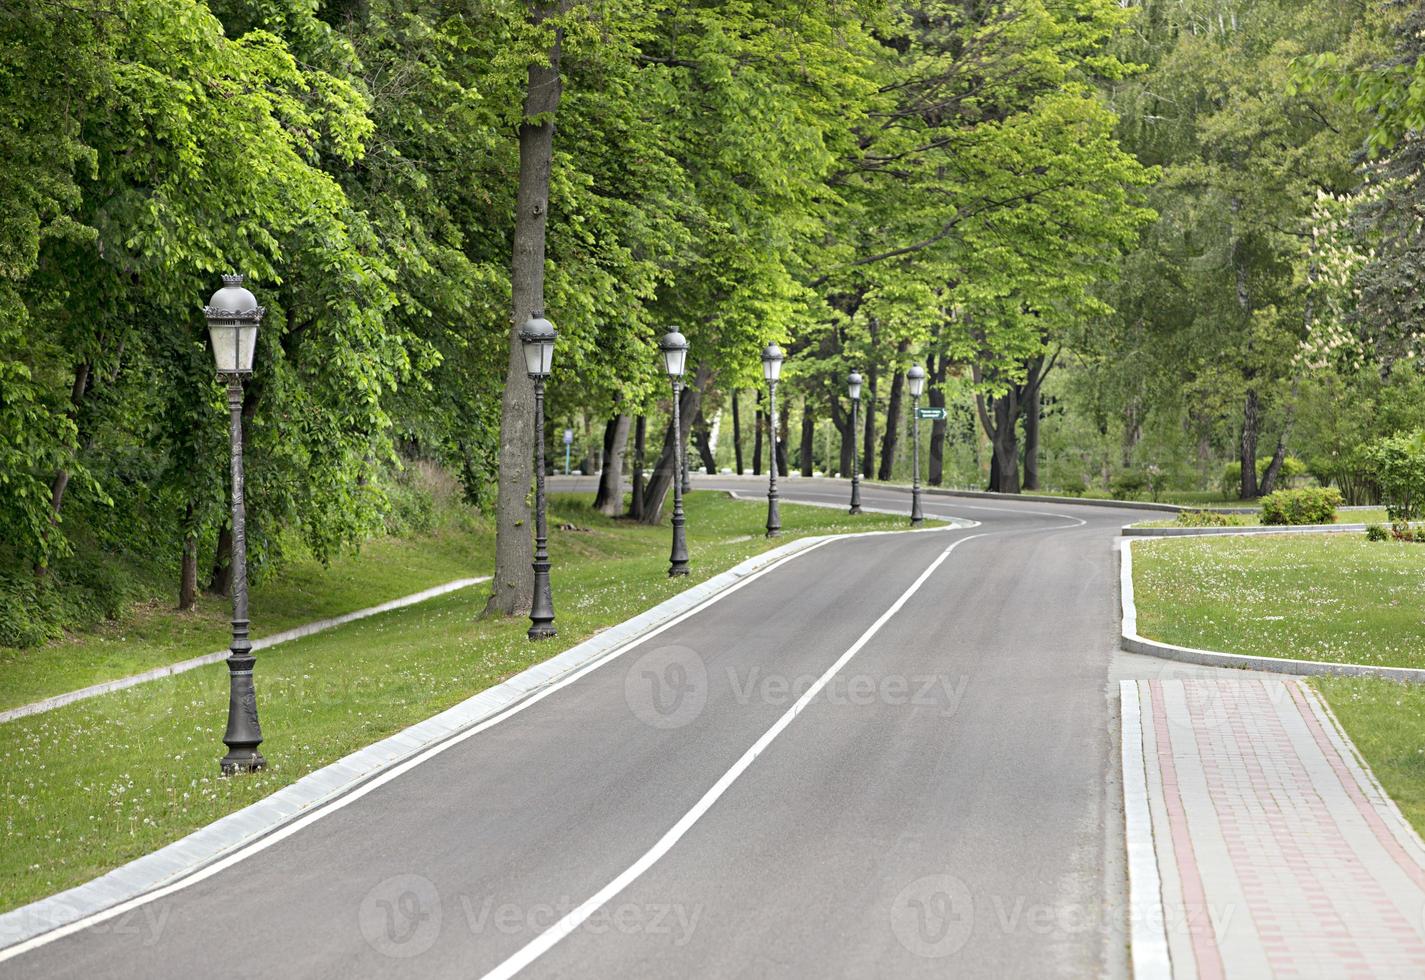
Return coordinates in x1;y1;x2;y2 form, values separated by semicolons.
479;531;992;980
0;521;966;963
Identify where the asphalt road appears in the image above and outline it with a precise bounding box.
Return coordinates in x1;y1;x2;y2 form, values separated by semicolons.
10;477;1164;978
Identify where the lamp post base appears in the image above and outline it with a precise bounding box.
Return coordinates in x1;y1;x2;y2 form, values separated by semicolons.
527;623;558;640
220;749;267;776
911;490;924;526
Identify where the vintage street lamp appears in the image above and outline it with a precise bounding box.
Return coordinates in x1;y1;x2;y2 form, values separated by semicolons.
762;343;785;537
848;370;864;515
660;330;692;576
907;364;926;525
520;313;558;639
204;275;266;775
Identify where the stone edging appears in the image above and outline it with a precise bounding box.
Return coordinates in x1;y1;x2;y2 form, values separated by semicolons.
1118;537;1425;682
1122;523;1369;537
0;518;970;954
1119;680;1173;980
0;577;492;726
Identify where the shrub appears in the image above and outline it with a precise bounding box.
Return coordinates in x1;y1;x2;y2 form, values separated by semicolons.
1366;523;1389;542
1110;471;1146;500
1359;430;1425;521
1174;510;1239;527
1058;479;1087;497
1259;487;1343;525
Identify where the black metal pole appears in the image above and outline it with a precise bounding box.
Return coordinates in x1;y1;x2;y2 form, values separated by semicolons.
669;379;690;576
850;396;862;515
766;379;781;537
528;378;557;639
911;393;924;525
220;378;266;775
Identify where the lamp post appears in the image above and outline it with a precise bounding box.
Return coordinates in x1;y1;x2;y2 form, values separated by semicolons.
520;313;558;640
660;330;691;577
762;343;785;537
907;364;926;526
848;370;863;515
204;275;266;776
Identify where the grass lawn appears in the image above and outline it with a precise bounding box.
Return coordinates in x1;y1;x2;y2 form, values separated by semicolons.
0;492;909;913
0;518;493;713
1314;677;1425;838
1131;534;1425;670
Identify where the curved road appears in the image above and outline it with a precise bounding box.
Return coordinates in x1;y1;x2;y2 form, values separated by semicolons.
9;477;1167;978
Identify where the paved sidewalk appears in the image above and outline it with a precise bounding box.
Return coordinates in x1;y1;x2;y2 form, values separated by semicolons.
1123;677;1425;978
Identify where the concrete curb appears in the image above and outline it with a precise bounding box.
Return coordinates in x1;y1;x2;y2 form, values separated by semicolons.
869;482;1186;513
719;488;979;528
0;519;970;954
1122;523;1369;537
0;577;492;726
1119;680;1172;980
1118;538;1425;683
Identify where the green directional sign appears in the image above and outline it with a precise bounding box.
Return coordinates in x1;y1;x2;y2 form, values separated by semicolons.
915;407;948;420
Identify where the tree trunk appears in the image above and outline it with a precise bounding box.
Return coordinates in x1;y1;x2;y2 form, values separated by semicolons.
753;391;764;476
799;401;815;476
863;369;877;479
1022;358;1042;491
628;415;646;520
776;399;790;477
1240;388;1260;499
179;529;198;613
208;523;233;597
593;414;630;515
485;7;565;617
928;356;947;486
731;389;744;474
693;408;716;474
639;367;709;524
829;395;853;478
877;341;911;480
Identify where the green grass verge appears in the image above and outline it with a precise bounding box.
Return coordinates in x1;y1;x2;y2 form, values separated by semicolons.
1132;534;1425;669
0;519;493;713
1131;508;1389;529
1313;677;1425;837
0;492;908;913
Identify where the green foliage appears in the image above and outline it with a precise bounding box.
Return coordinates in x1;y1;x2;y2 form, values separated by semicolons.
1259;486;1343;525
1110;470;1147;500
1361;429;1425;521
1174;510;1239;528
1365;522;1388;541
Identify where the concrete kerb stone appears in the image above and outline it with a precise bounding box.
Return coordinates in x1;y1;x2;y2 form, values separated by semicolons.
1117;536;1425;683
0;516;972;954
868;482;1186;513
1122;523;1369;537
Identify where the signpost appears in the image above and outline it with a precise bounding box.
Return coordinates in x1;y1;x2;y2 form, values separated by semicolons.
563;428;574;475
915;406;948;421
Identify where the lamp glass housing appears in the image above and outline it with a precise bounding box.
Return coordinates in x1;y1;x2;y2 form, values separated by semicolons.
659;330;690;378
761;343;785;382
847;371;863;401
204;274;264;376
208;319;259;374
519;315;557;378
907;365;926;398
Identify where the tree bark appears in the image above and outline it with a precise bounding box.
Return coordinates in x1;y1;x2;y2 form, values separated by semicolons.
693;407;716;474
639;367;709;524
1022;357;1042;491
863;365;878;479
829;394;853;478
799;400;815;476
1240;388;1260;499
179;522;198;612
593;414;630;515
928;355;947;486
208;523;233;597
628;415;646;520
776;398;790;477
731;388;744;474
752;391;764;476
877;340;911;480
485;7;565;617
